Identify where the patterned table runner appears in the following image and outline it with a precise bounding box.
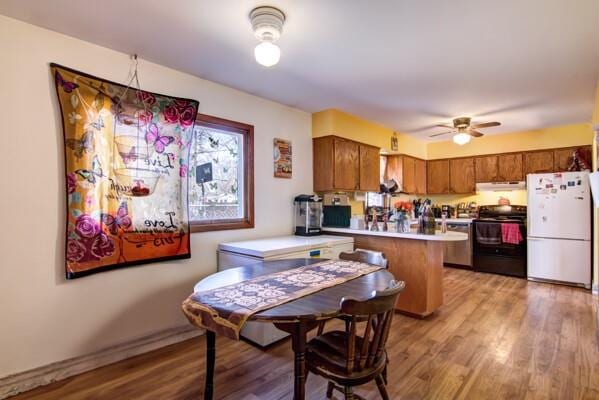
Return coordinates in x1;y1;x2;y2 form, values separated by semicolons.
182;259;382;340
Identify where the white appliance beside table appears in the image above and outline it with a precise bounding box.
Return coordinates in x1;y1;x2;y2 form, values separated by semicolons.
217;235;354;346
527;171;592;289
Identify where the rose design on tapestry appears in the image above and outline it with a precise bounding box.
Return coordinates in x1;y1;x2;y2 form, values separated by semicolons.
52;64;199;278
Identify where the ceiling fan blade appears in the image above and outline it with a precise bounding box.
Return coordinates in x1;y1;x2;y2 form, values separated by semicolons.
471;121;500;129
436;124;454;129
468;129;484;137
429;131;452;138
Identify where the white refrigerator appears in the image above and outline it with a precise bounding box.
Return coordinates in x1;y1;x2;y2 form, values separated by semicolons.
215;235;354;346
527;172;592;289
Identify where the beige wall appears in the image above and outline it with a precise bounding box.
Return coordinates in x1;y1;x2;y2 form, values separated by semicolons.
0;16;312;378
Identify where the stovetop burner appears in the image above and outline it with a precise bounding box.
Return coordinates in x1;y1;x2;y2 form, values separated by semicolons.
477;204;527;221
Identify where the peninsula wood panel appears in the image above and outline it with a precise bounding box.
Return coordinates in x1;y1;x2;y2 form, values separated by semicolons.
329;233;443;318
449;157;476;193
523;150;554;175
414;158;427;194
497;153;524;181
358;144;381;191
427;159;450;194
475;155;498;182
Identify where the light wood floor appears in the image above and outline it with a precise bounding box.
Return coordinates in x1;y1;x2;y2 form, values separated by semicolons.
11;268;599;400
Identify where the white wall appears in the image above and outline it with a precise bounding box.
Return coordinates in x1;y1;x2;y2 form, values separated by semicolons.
0;15;312;378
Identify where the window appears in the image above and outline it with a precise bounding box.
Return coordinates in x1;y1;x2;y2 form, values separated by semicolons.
188;114;254;232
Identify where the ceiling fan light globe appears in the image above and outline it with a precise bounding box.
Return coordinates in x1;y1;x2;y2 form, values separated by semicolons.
453;132;471;145
254;42;280;67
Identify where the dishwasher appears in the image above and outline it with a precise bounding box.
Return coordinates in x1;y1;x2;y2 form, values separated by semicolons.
439;221;473;268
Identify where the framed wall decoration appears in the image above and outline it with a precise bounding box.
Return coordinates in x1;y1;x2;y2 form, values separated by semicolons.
51;63;199;278
273;138;292;178
391;132;399;152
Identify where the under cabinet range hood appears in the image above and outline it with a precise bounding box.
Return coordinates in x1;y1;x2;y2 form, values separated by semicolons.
476;181;526;192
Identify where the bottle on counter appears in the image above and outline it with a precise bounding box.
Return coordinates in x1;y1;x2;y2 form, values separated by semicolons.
418;202;436;235
440;212;447;234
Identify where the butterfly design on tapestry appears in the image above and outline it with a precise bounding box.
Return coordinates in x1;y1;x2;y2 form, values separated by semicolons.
55;71;79;93
75;155;103;184
101;201;132;235
145;123;174;153
66;130;95;160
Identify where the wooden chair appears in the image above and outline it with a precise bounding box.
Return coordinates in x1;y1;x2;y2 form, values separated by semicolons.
317;250;388;335
306;280;405;400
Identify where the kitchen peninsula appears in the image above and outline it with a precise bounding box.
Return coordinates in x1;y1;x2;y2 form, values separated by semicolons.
324;228;468;317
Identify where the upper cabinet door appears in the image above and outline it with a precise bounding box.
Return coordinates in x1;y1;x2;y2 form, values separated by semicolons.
333;138;360;190
385;155;402;182
313;137;334;191
475;155;498;182
427;159;450;194
414;158;427;195
553;146;592;172
524;150;554;176
450;158;476;194
359;144;381;191
497;153;523;181
402;156;416;193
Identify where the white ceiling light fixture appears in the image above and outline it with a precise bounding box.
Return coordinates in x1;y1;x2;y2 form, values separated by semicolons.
250;6;286;67
453;132;472;145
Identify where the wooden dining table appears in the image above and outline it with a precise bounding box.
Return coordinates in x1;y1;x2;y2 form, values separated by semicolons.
191;258;395;400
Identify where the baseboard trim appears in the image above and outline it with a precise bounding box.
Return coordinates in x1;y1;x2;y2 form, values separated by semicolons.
0;325;204;399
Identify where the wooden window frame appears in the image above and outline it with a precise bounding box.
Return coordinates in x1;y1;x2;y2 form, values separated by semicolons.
190;113;254;233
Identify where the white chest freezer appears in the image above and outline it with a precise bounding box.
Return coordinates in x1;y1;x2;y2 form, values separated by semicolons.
215;235;354;346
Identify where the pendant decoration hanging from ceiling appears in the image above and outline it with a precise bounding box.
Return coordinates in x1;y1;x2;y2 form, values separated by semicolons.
51;62;199;279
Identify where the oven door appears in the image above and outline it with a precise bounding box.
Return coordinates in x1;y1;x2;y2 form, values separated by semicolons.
473;221;527;277
473;221;526;257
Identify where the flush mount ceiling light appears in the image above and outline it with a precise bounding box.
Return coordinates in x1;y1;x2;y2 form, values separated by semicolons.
453;132;472;145
249;6;286;67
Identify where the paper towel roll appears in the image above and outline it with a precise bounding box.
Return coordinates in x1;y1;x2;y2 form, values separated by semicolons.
589;172;599;207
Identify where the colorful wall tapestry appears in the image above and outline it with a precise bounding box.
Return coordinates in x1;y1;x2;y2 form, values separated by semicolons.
51;64;199;279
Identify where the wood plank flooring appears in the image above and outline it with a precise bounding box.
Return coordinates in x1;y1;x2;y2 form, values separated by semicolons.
10;268;599;399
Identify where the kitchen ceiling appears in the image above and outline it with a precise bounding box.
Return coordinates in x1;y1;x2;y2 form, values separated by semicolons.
1;0;597;140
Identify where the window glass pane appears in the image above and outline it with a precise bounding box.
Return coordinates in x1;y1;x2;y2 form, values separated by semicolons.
189;125;244;221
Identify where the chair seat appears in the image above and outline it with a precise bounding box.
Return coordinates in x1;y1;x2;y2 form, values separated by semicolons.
306;330;385;386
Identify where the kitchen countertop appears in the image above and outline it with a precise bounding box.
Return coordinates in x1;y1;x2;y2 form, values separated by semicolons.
322;227;468;241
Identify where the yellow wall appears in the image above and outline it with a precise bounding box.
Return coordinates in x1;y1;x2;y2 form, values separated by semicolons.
593;80;599;125
312;109;427;159
427;123;594;159
392;190;528;207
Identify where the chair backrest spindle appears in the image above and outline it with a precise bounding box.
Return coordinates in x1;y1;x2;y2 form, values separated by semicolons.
340;280;405;374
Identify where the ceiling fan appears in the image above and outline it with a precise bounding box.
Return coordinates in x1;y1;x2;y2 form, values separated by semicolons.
429;117;501;145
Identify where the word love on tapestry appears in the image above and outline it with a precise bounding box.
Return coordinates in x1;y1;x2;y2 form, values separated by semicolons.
52;64;199;279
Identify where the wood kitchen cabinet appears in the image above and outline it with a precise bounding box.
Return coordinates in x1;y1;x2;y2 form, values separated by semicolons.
523;150;554;175
414;158;427;194
449;157;476;193
427;159;450;194
553;146;592;172
385;155;425;194
475;155;498;182
313;136;379;192
359;144;381;191
497;153;524;181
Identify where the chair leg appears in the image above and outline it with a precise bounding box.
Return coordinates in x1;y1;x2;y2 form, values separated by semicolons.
382;363;388;385
344;386;354;400
317;320;326;336
344;319;350;333
375;375;389;400
326;381;335;398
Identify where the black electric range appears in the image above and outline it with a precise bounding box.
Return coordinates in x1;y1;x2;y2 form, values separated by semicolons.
472;205;527;278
